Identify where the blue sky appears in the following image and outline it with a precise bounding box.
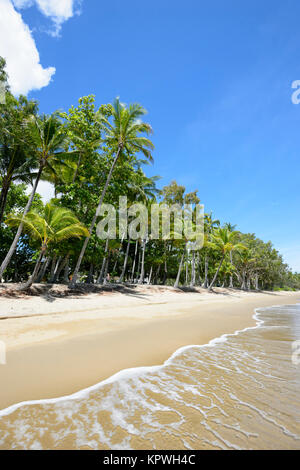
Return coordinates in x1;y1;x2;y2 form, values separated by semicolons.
1;0;300;271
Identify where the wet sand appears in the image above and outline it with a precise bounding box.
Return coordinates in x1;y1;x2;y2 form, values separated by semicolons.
0;287;298;411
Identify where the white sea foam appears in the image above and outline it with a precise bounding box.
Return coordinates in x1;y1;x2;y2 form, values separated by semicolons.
1;302;299;419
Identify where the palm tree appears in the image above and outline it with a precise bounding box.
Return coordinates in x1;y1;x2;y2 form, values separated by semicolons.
127;171;160;202
0;94;38;224
202;213;220;288
0;143;36;223
219;260;236;288
5;203;89;290
174;248;185;288
124;172;159;285
41;154;77;196
224;222;237;288
97;239;109;284
190;249;196;287
0;114;72;277
173;203;199;289
130;239;139;282
119;237;131;283
70;98;154;287
138;238;147;284
208;228;246;291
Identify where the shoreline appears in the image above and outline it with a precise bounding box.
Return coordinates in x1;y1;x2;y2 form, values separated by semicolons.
0;286;299;411
0;300;282;419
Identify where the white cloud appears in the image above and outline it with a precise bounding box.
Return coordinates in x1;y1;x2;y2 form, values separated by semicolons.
0;0;56;95
36;0;74;19
12;0;81;36
26;180;55;203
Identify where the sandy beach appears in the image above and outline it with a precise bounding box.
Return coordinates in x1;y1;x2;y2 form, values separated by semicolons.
0;286;299;412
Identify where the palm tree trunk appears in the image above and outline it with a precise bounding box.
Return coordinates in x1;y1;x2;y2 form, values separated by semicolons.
97;258;106;284
131;240;138;282
229;251;233;288
36;256;51;283
241;271;246;290
162;250;168;285
162;260;168;285
0;165;43;277
53;253;70;284
138;239;146;284
208;254;225;291
203;253;209;288
174;252;185;288
70;147;122;287
190;251;196;287
97;239;109;284
49;254;57;283
185;257;189;285
136;243;142;282
63;258;70;283
154;264;161;285
197;252;202;285
103;254;110;285
147;265;153;285
0;174;12;225
86;263;94;284
17;248;45;291
162;244;168;284
52;256;63;283
113;234;125;273
119;238;131;283
255;273;259;290
112;258;118;274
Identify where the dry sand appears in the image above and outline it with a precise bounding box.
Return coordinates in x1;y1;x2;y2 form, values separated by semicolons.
0;285;299;410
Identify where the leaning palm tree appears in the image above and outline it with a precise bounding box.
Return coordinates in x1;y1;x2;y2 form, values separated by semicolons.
0;114;72;277
174;242;186;288
224;222;237;288
0;143;36;223
208;228;246;291
5;203;89;290
0;94;39;224
41;154;77;196
70;98;154;287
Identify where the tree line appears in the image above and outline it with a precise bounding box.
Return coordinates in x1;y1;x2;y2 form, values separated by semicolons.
0;57;299;292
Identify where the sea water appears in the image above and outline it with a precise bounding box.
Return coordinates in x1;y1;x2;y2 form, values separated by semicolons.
0;303;299;450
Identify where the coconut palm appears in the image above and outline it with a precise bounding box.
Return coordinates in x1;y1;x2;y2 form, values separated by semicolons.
5;203;89;290
202;213;220;288
70;97;154;287
118;237;132;283
208;228;246;291
224;222;237;288
127;172;160;202
138;238;147;284
97;239;109;284
41;155;77;196
174;244;186;288
0;94;38;224
0;114;73;277
0;143;36;223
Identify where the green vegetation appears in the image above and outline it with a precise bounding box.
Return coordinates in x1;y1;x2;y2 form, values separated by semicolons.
0;57;299;291
5;203;89;289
